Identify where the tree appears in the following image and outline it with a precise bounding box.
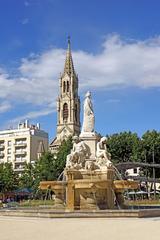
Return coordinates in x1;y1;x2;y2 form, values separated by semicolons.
54;136;73;178
18;163;35;189
141;130;160;177
33;137;73;191
107;131;141;164
0;162;17;192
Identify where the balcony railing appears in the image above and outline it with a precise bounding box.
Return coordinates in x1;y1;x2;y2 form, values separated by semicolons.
14;151;27;155
14;143;27;147
14;168;25;172
0;153;5;158
15;159;26;163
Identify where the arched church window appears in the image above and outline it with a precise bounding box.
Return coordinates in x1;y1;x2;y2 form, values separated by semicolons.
63;81;66;93
67;81;69;92
63;103;68;121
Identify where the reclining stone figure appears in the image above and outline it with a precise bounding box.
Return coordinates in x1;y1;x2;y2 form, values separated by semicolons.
96;137;113;169
66;136;90;170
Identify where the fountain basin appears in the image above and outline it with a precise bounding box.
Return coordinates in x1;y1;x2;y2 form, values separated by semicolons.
40;171;139;210
40;181;66;208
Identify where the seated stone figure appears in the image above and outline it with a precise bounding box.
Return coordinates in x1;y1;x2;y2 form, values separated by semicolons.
66;136;90;170
96;137;113;169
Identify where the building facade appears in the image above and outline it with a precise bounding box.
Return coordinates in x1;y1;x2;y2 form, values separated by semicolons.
50;38;81;152
125;167;140;177
0;120;48;174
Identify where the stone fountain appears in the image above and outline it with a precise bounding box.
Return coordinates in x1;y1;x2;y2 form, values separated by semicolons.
40;91;138;210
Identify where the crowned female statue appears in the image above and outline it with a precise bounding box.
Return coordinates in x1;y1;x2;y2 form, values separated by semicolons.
81;91;95;134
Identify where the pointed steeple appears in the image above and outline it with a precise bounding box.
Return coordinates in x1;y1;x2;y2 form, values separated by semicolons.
49;37;81;153
63;36;76;76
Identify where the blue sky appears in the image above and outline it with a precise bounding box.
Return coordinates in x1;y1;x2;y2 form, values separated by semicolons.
1;0;160;140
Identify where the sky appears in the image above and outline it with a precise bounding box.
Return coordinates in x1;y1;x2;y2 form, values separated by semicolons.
1;0;160;140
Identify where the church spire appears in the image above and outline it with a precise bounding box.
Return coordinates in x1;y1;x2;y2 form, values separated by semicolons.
63;36;76;76
49;37;80;152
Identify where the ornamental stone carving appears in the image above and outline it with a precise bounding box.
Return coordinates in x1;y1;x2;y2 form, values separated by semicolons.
66;136;91;170
96;137;113;169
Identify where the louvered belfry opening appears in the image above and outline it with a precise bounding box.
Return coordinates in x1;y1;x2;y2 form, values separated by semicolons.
63;103;68;121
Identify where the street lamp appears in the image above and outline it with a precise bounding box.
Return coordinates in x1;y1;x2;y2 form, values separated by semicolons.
152;145;156;200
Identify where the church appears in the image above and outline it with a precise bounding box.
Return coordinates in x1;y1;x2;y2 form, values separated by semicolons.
49;38;81;152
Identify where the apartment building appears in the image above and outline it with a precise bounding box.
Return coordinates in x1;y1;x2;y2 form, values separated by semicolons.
0;120;48;174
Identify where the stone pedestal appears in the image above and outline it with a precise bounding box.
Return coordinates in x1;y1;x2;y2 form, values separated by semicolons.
66;180;75;211
64;168;116;210
80;132;98;158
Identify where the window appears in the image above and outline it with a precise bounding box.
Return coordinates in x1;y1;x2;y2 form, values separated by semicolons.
7;156;11;161
8;141;11;147
63;81;66;93
63;103;68;121
133;168;137;174
15;138;26;145
67;81;69;92
7;148;11;154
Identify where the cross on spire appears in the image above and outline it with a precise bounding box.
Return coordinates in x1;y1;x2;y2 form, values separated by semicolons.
68;36;71;50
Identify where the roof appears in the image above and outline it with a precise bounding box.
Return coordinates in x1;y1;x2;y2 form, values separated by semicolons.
62;37;76;77
37;141;45;153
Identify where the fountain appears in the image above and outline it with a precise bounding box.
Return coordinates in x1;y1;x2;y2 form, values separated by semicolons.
40;91;138;210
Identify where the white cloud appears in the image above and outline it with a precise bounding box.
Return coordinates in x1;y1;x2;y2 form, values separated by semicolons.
0;101;11;113
1;34;160;122
10;108;55;124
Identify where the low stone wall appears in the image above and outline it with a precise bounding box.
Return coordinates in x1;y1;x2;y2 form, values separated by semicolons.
0;208;160;218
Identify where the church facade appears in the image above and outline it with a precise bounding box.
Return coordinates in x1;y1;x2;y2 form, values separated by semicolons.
50;38;81;152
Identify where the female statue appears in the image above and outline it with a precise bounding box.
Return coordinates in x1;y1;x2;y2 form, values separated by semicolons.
81;91;95;133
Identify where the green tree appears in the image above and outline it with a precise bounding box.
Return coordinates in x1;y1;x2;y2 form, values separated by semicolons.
54;136;73;178
18;163;35;189
107;131;141;163
34;151;56;181
33;137;73;191
141;130;160;177
0;162;17;192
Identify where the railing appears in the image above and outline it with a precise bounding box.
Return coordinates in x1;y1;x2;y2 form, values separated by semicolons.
15;159;26;163
14;151;27;155
14;168;25;172
14;143;27;147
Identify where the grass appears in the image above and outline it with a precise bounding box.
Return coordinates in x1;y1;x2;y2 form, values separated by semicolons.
126;199;160;206
19;199;55;207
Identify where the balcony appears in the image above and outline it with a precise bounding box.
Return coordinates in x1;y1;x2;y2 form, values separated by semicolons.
14;143;27;147
14;151;27;156
0;145;5;150
14;159;26;163
14;168;25;172
0;153;4;158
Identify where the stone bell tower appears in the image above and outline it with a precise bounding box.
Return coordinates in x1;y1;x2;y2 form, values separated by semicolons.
50;37;81;152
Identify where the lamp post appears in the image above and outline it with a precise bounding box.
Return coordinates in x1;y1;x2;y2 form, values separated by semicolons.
144;150;149;195
152;145;156;200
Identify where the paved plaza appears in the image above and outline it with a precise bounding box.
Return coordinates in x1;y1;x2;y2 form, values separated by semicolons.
0;216;160;240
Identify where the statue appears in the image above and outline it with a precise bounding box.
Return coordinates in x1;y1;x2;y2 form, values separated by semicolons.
81;91;95;133
66;136;90;169
96;137;113;168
